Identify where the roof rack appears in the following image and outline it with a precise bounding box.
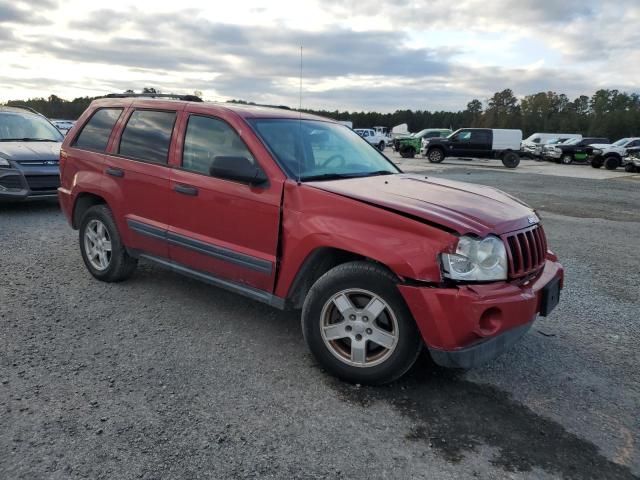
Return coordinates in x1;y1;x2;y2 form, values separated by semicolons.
103;93;203;102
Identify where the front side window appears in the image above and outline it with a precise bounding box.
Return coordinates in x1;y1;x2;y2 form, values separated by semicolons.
119;110;176;164
250;119;399;181
182;115;255;176
0;111;63;142
455;131;472;142
74;108;122;152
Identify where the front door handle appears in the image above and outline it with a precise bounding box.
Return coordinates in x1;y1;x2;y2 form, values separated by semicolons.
174;184;199;196
105;167;124;177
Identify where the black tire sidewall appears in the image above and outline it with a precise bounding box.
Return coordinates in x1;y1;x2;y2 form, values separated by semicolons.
427;148;444;163
302;262;422;385
604;156;620;170
502;152;520;168
79;205;133;281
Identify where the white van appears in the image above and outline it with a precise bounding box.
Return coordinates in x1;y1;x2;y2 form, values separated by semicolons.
522;133;582;157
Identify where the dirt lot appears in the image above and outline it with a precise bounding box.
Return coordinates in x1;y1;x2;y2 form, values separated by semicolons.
1;160;639;479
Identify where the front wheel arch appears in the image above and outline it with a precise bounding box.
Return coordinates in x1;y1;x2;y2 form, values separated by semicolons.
285;248;400;310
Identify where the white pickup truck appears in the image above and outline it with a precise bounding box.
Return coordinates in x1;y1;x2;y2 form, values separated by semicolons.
353;128;387;151
590;137;640;170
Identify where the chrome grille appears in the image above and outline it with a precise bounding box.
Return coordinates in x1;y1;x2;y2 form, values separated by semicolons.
502;225;547;278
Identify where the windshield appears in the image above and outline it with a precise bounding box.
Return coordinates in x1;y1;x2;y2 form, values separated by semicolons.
612;138;630;147
0;111;63;142
250;119;399;181
563;138;581;145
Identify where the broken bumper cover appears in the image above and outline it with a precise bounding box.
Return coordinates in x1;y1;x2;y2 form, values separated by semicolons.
427;319;534;368
398;259;563;369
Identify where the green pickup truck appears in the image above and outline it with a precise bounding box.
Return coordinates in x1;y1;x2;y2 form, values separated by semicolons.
393;128;452;158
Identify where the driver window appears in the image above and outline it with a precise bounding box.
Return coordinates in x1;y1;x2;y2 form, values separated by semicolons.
456;131;472;142
182;115;255;176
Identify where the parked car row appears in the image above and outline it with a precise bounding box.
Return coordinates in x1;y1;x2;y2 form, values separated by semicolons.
50;119;76;135
521;131;640;170
541;137;610;164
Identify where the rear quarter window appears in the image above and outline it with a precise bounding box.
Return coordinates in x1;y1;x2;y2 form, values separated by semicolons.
73;108;123;152
118;110;177;164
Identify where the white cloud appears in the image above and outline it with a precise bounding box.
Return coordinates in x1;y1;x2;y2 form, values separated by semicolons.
0;0;638;111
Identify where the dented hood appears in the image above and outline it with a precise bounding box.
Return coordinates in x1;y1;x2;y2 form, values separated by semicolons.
307;174;537;236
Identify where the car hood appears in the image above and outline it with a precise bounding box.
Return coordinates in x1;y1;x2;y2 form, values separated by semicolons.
307;174;537;236
590;143;619;149
0;142;61;161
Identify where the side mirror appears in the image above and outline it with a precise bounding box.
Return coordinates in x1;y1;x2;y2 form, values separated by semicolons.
209;156;269;187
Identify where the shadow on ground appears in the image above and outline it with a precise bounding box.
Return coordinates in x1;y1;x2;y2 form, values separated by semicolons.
329;354;637;480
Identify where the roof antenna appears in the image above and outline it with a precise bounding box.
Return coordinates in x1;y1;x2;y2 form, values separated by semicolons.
297;45;303;185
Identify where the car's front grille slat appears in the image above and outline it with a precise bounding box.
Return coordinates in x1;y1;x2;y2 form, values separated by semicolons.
25;175;60;191
502;225;547;279
0;175;23;190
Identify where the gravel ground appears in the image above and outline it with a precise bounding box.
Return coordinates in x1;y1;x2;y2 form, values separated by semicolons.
1;161;639;479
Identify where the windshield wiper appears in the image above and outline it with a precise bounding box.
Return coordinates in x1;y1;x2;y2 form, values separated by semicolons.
0;138;59;142
299;173;356;181
356;170;395;177
301;171;396;182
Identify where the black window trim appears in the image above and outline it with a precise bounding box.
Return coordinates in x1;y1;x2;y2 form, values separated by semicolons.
71;107;124;154
178;113;266;183
115;107;178;166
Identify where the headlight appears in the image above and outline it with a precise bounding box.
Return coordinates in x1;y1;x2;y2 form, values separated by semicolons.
440;235;508;281
592;148;602;155
0;156;11;168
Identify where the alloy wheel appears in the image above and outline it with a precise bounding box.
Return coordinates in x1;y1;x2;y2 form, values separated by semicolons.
84;219;112;271
319;288;399;368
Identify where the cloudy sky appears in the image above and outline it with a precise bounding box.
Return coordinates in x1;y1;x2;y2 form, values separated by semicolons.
0;0;638;111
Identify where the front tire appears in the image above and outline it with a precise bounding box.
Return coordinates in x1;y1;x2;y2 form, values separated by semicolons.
591;157;603;168
79;205;137;282
604;156;620;170
378;141;385;151
301;261;422;385
427;148;445;163
625;163;637;173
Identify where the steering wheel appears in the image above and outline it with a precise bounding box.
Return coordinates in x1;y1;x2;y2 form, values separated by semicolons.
319;154;346;169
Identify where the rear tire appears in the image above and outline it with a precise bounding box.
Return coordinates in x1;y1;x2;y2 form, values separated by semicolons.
79;205;137;282
427;148;445;163
301;261;422;385
604;156;620;170
400;146;416;159
378;141;385;151
501;151;520;168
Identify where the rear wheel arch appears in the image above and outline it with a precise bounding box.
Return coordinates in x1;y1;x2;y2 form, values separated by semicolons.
73;192;107;229
285;247;401;309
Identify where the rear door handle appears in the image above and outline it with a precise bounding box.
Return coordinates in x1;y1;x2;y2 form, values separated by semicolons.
105;167;124;177
173;184;198;196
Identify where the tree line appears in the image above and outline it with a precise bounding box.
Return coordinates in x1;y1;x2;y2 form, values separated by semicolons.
4;88;639;140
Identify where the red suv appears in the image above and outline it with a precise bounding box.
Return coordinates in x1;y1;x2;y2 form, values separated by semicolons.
58;94;563;385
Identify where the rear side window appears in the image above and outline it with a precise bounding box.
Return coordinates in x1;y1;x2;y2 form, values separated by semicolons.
119;110;176;164
74;108;122;152
182;115;255;176
474;131;491;143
